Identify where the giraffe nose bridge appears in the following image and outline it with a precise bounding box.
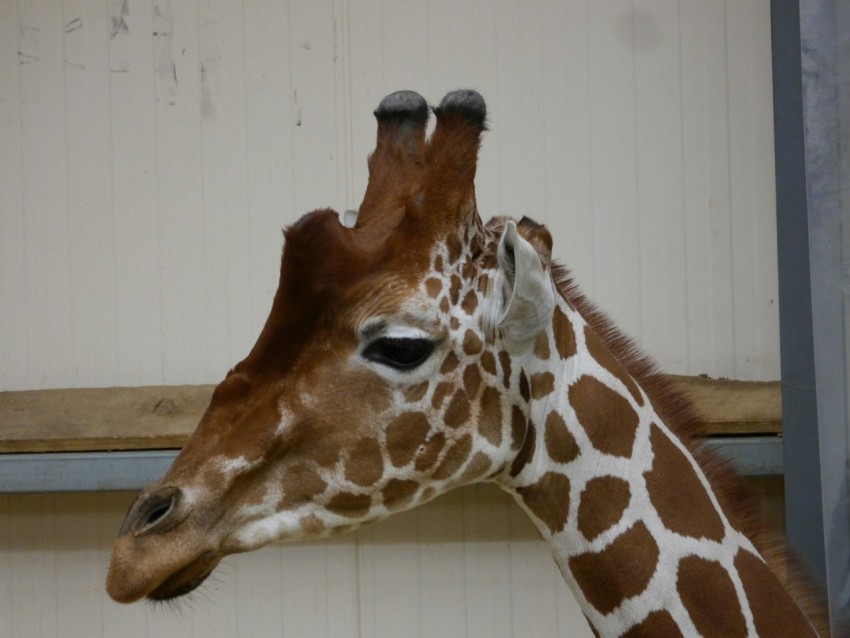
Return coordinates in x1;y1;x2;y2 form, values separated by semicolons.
119;485;184;536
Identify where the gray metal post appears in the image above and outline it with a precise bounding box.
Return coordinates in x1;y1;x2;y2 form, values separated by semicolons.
772;0;850;629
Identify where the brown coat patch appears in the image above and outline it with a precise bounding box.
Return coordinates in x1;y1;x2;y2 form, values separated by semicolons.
677;556;747;638
480;351;497;376
568;521;659;615
440;351;460;374
734;549;817;637
450;274;462;305
644;424;725;541
432;434;473;479
477;386;503;447
552;305;577;359
533;332;550;359
446;232;462;264
516;471;570;534
463;364;482;397
425;277;442;298
462;258;476;281
444;390;471;429
544;411;579;464
460;451;492;483
621;611;683;638
382;478;419;510
568;375;639;458
530;372;555;399
431;381;454;410
299;514;326;536
461;290;478;315
519;371;530;403
584;327;643;406
510;405;526;450
463;329;483;355
281;464;328;509
386;412;431;468
576;476;631;542
509;419;536;477
325;492;372;518
345;437;385;487
498;351;512;389
404;382;429;403
476;273;489;294
414;432;446;471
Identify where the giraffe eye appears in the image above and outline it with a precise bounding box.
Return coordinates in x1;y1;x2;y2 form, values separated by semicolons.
363;337;434;370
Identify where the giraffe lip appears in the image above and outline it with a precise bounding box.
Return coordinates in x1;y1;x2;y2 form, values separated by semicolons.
146;551;221;601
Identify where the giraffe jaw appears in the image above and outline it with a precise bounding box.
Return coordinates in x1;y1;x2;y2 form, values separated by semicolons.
106;534;224;604
145;551;222;601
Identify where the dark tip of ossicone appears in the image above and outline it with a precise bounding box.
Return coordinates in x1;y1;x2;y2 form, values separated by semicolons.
374;90;429;124
434;89;487;128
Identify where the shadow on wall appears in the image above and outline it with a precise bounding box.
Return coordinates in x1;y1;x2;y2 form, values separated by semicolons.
0;478;786;552
0;484;541;551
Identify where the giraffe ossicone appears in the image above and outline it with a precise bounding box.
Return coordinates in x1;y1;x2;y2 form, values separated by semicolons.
106;90;829;637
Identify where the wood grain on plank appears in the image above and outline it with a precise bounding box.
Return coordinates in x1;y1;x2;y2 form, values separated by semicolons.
0;376;781;453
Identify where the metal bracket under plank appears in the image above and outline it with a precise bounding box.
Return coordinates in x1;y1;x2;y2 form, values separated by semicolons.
0;437;782;493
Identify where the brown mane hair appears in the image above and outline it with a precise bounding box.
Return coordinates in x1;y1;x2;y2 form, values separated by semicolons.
546;260;833;637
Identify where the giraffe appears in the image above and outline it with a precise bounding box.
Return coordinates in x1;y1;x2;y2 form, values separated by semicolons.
106;89;829;637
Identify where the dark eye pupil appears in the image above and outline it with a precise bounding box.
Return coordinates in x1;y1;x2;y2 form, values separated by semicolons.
363;338;434;370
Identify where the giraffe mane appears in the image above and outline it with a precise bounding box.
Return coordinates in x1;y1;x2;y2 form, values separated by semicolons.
549;260;834;638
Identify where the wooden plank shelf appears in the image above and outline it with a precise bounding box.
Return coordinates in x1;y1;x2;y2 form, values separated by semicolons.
0;375;782;454
0;375;784;492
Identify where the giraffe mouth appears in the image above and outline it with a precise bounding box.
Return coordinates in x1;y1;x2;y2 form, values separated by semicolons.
146;551;222;601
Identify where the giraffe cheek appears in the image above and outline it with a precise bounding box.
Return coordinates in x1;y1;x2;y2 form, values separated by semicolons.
413;432;447;472
344;437;385;486
386;412;431;468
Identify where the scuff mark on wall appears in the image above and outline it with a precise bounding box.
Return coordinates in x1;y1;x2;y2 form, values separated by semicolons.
18;25;40;66
199;15;221;121
17;51;39;65
200;58;219;120
153;1;178;102
65;18;83;34
109;0;130;39
293;89;302;126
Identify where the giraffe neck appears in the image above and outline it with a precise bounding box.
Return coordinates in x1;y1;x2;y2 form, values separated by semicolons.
496;293;820;638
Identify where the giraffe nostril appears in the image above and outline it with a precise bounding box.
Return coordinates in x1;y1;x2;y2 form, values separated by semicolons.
123;486;182;536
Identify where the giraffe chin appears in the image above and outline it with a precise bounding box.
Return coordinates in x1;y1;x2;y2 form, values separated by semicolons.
146;552;222;602
106;540;223;604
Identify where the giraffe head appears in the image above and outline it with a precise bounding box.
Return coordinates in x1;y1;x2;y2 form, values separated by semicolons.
106;90;557;603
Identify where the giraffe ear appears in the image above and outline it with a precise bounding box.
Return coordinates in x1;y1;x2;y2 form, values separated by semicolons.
495;220;555;355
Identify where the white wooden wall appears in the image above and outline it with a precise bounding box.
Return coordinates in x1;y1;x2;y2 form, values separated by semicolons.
0;0;777;636
0;0;778;393
0;486;592;638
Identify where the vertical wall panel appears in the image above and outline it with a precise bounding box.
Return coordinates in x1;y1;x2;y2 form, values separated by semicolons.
633;0;688;371
0;490;597;637
241;0;298;345
0;0;780;390
0;0;26;390
63;0;119;387
151;0;206;385
109;0;163;387
726;0;780;380
15;0;74;389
